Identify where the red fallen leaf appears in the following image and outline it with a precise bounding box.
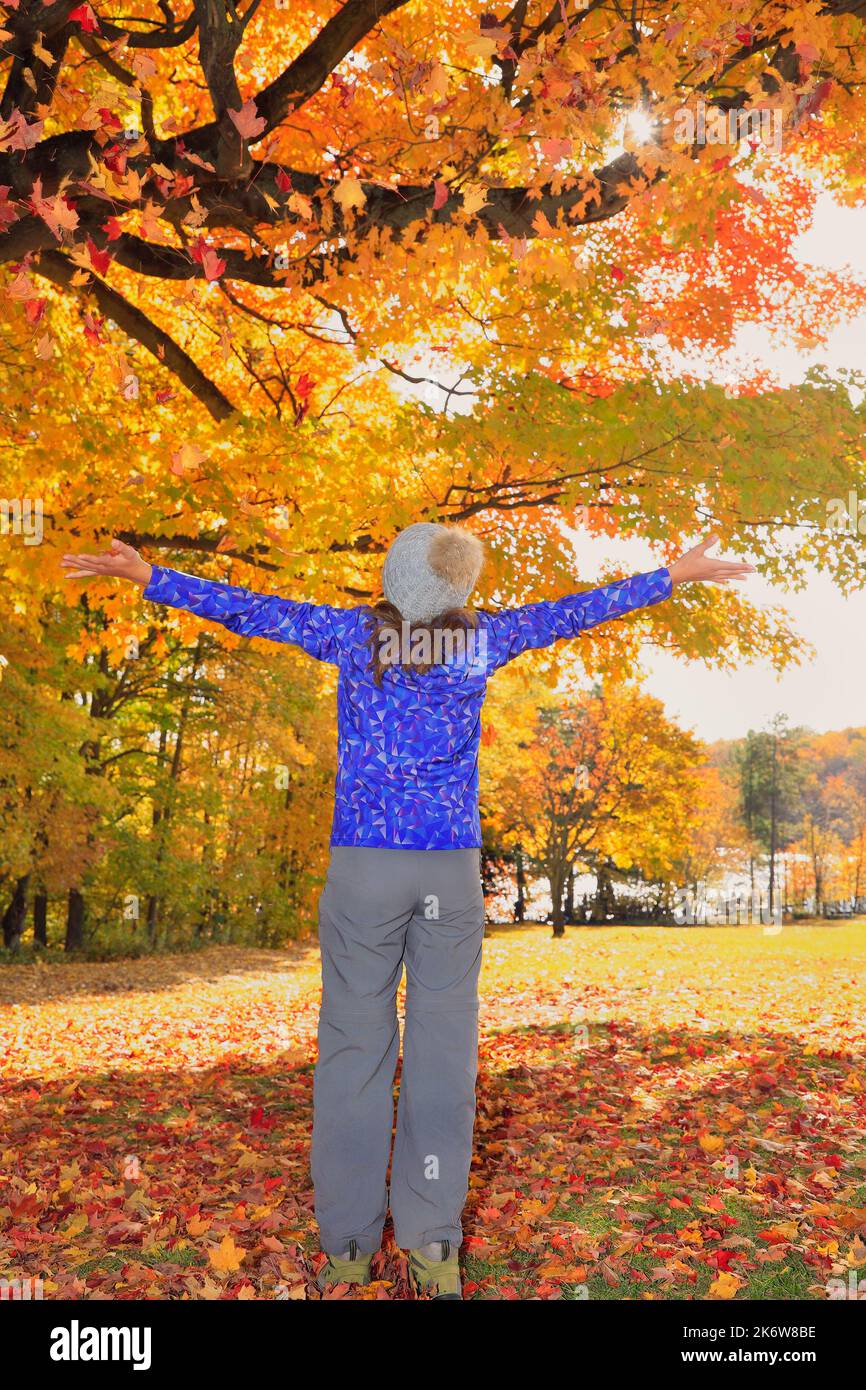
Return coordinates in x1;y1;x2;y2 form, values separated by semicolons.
711;1250;738;1270
69;5;101;32
735;25;753;46
433;180;449;210
101;216;122;240
249;1105;277;1130
25;298;46;324
752;1072;776;1091
757;1229;791;1245
712;154;732;172
9;1194;41;1219
155;389;175;404
86;238;111;275
611;265;625;282
275;168;292;193
824;1153;843;1169
83;312;104;342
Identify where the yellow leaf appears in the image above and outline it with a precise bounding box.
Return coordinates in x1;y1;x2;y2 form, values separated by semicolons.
461;184;488;216
288;191;313;220
62;1211;89;1239
208;1234;245;1274
708;1271;741;1300
333;176;366;212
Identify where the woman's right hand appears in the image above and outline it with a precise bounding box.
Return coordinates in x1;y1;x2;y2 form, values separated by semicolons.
61;539;153;587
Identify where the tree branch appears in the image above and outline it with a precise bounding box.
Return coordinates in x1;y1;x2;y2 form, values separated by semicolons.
34;249;236;420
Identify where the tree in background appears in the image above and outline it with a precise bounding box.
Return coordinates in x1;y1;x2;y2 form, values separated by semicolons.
730;717;806;906
491;682;704;934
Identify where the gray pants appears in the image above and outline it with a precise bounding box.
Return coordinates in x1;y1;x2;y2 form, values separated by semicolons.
311;846;484;1254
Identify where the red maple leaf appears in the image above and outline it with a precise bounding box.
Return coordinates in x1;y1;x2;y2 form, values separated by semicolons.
86;238;111;275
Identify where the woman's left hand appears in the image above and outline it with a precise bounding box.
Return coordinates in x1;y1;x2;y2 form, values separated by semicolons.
668;534;755;587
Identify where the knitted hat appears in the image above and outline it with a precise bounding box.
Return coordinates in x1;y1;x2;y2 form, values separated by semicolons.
381;523;485;624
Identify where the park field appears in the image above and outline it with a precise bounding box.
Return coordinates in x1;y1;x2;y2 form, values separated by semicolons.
1;923;864;1300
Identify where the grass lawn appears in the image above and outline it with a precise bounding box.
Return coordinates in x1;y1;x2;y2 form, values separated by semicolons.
1;923;864;1300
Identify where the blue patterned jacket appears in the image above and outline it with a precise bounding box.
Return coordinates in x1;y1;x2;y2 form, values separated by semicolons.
144;564;672;850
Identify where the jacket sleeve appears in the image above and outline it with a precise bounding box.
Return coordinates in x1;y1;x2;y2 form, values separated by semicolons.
143;564;356;664
480;567;672;673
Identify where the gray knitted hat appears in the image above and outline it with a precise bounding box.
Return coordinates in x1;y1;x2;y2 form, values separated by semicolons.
381;522;485;624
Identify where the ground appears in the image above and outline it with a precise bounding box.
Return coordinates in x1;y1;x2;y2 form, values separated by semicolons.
1;923;864;1301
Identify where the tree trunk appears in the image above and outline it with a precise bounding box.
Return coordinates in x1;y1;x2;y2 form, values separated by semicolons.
65;887;85;951
33;892;48;947
513;845;526;924
550;864;567;937
592;865;615;923
768;732;779;911
147;636;204;944
2;873;30;950
565;864;576;922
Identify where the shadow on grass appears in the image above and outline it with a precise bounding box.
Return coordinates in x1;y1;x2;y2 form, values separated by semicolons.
1;1009;862;1300
0;940;321;1007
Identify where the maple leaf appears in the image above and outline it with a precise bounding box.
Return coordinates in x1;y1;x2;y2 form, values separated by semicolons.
707;1271;742;1300
28;177;79;239
1;108;44;151
0;184;20;231
86;238;111;275
190;237;226;282
68;4;100;32
228;100;266;141
208;1234;246;1274
333;175;366;212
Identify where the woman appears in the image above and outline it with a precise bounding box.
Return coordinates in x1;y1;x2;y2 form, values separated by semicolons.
63;524;753;1298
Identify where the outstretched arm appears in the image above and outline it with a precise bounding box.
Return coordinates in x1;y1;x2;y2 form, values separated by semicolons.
61;539;354;664
482;533;754;673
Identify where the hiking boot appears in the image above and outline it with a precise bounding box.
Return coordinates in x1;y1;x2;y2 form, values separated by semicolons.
407;1240;462;1300
315;1239;373;1290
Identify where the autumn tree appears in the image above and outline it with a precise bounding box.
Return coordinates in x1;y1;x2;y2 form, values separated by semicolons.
492;682;704;934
